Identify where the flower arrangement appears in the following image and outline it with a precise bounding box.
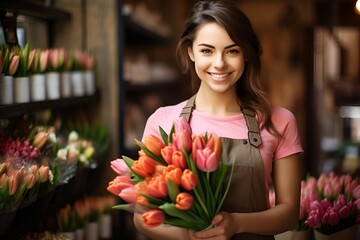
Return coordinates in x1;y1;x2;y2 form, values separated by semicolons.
107;117;234;231
304;171;360;235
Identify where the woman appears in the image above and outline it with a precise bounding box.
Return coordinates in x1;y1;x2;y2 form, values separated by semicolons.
133;0;303;239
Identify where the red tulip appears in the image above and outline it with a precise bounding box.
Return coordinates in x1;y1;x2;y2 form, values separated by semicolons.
143;135;165;156
142;210;165;227
176;192;193;210
172;151;187;170
195;147;218;172
181;169;197;191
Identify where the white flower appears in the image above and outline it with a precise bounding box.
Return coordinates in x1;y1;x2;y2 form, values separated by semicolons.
57;148;68;160
68;131;79;142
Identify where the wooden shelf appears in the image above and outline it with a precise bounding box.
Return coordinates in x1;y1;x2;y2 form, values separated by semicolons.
123;15;171;44
0;89;100;119
0;0;71;21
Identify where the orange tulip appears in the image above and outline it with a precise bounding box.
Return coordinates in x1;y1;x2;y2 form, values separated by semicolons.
142;210;164;227
192;135;206;160
38;166;50;183
161;144;175;165
206;133;221;159
172;151;187;170
163;165;182;186
8;175;18;195
181;169;197;191
176;192;193;210
33;131;49;149
24;172;36;189
143;135;165;156
107;175;134;196
131;156;158;178
0;174;8;189
147;175;168;198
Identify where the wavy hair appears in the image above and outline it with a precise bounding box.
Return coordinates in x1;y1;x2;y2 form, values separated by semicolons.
176;0;278;135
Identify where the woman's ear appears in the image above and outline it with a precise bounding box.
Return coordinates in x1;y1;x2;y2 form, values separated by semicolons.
188;47;195;62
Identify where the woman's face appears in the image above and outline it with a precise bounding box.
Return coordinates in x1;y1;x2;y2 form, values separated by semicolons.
188;22;245;95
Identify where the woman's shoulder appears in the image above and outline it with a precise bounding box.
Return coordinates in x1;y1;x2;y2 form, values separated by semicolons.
271;106;296;121
149;100;187;119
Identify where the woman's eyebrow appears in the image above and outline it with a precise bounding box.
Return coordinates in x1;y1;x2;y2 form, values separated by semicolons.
197;43;238;49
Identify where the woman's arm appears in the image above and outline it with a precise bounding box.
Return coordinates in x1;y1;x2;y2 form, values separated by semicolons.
195;153;302;238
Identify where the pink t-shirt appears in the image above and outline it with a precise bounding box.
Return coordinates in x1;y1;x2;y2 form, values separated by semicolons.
142;100;303;205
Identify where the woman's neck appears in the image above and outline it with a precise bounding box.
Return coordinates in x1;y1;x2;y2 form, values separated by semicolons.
195;88;241;116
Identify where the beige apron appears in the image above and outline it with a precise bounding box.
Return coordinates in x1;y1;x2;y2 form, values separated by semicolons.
180;95;274;240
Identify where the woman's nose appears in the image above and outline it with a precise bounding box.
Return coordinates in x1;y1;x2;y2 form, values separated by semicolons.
212;53;226;68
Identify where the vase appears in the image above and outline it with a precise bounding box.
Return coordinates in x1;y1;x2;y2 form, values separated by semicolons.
314;225;358;240
30;73;46;101
85;221;99;240
275;229;311;240
99;213;112;239
60;71;72;97
70;71;85;96
84;70;95;95
75;228;84;240
14;76;30;103
0;75;13;105
46;71;60;100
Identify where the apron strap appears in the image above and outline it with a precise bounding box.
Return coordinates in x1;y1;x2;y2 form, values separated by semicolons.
241;107;262;147
180;95;196;122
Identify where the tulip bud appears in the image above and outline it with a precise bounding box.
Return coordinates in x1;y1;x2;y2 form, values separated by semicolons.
161;145;174;165
111;158;131;176
8;55;19;75
8;175;18;195
119;186;137;203
142;210;164;227
38;166;50;183
181;169;197;191
143;135;165;156
172;151;187;170
24;173;37;189
33;131;49;149
176;192;193;210
173;131;192;152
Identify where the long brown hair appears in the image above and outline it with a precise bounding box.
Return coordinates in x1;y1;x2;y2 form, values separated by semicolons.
176;0;278;135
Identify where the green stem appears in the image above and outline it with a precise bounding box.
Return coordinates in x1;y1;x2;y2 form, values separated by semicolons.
193;187;210;218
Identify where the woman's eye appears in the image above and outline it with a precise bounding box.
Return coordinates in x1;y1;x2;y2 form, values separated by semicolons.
227;49;239;54
200;49;212;54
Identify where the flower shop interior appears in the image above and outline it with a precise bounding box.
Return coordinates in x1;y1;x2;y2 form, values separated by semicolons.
1;0;360;239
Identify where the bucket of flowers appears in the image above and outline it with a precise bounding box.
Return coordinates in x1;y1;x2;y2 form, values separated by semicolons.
305;172;360;240
107;117;234;231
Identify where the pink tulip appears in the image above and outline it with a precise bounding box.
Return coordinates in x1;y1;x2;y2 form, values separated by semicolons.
176;192;193;210
181;169;197;191
323;183;332;199
39;50;49;72
195;147;218;172
28;49;36;70
172;150;187;170
173;131;192;152
305;212;321;228
8;175;18;195
8;55;19;75
110;158;131;176
325;208;340;226
352;185;360;199
24;172;36;189
147;175;168;198
206;133;221;159
119;186;137;203
338;204;351;219
142;210;164;227
174;117;192;136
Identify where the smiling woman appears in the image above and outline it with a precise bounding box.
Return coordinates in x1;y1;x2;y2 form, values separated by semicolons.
131;1;303;240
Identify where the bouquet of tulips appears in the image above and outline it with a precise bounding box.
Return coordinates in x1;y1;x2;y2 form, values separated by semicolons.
107;117;234;230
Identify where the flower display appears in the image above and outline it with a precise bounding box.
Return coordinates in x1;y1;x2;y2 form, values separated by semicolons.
107;117;234;231
304;171;360;235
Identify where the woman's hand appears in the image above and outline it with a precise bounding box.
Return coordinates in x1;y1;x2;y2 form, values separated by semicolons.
191;212;236;240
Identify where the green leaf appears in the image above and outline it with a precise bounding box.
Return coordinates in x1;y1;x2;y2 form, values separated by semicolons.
141;193;168;206
159;126;169;145
135;139;167;165
215;158;235;214
166;179;179;203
